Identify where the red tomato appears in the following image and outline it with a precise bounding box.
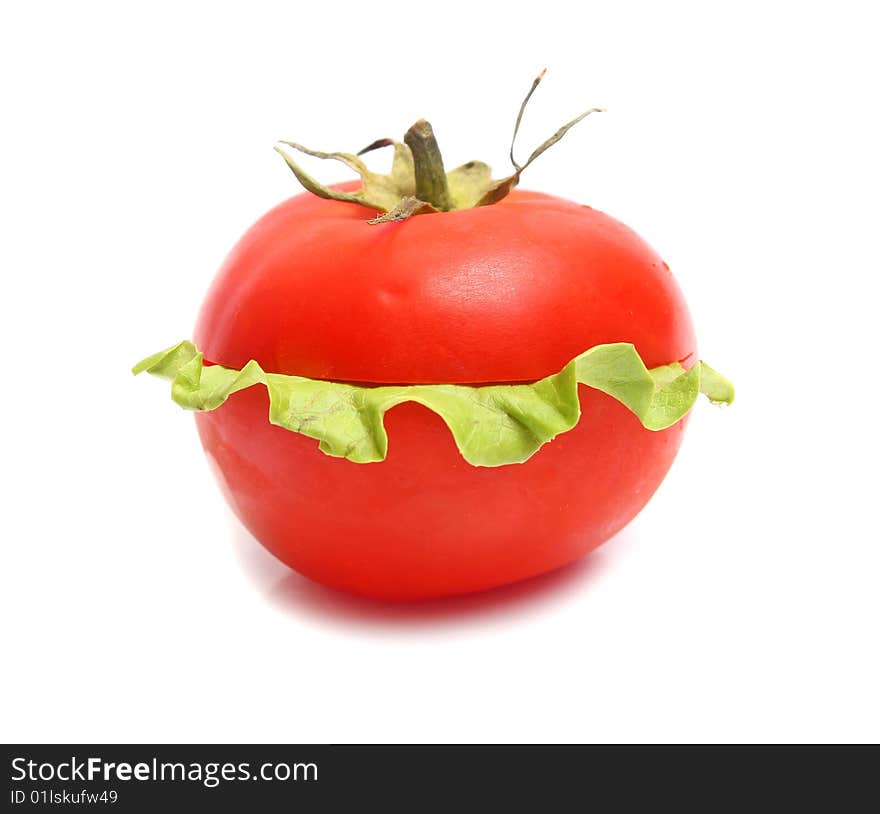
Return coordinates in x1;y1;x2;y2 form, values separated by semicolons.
194;183;695;600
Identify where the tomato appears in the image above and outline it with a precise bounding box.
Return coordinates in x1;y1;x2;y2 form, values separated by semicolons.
193;183;695;600
197;183;694;382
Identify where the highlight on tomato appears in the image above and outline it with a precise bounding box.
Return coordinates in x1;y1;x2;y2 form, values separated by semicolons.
135;72;733;600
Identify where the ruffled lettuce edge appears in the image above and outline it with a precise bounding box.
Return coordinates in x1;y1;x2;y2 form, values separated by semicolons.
133;341;733;467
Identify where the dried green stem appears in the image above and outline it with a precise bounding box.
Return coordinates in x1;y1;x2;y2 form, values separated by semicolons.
275;73;604;222
510;68;546;171
403;119;452;212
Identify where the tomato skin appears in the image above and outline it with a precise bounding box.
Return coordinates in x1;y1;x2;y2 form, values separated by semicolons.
195;185;695;383
193;185;696;599
196;385;687;600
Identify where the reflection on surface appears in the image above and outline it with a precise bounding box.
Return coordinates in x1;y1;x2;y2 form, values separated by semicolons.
231;522;627;633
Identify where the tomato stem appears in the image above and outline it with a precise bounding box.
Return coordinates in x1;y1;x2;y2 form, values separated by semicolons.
403;119;453;212
275;75;604;222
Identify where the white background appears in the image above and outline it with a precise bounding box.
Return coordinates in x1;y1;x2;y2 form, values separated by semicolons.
2;1;878;743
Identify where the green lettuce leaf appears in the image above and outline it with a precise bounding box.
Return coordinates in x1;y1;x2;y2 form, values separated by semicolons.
133;342;734;467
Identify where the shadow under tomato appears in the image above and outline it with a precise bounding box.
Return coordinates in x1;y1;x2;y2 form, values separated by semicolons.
231;522;625;633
